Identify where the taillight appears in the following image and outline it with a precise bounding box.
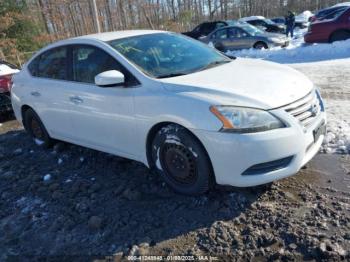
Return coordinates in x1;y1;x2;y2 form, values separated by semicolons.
0;74;13;93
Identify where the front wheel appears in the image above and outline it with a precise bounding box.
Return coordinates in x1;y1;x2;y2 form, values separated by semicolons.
253;42;268;49
151;124;213;195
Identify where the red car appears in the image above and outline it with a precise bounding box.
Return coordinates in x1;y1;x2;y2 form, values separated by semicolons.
0;61;19;114
305;7;350;43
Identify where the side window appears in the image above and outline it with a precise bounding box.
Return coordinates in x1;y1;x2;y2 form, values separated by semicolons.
215;22;226;29
29;47;68;80
202;23;215;34
28;56;40;77
72;45;138;86
193;24;202;33
249;20;258;25
214;29;228;39
228;28;248;38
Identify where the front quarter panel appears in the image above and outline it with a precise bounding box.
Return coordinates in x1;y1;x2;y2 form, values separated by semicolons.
133;83;223;165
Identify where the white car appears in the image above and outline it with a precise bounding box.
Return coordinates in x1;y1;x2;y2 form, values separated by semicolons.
11;30;326;195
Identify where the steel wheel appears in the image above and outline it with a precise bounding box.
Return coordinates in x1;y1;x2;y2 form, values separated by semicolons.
151;124;214;195
160;143;198;185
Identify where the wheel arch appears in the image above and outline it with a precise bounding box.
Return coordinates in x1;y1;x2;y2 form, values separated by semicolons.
253;41;268;49
329;29;350;43
21;104;33;128
145;121;216;183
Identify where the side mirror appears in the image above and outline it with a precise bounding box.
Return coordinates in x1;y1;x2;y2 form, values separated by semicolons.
95;70;125;87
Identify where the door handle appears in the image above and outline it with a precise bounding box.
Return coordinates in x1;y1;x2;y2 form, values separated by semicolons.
30;91;41;97
70;96;83;104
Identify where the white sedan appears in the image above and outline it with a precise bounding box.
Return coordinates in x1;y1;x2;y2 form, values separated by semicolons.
11;30;326;195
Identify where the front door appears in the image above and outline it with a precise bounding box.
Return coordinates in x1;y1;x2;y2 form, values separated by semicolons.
67;45;140;158
227;27;253;50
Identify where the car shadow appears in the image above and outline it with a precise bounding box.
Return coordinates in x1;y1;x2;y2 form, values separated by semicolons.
0;129;269;257
0;111;15;123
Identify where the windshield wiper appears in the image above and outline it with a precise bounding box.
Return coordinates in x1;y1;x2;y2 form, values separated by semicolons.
199;60;231;72
157;73;188;79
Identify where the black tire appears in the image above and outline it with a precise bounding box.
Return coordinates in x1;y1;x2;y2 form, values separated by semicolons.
23;108;52;148
253;42;268;50
151;124;213;195
330;30;350;43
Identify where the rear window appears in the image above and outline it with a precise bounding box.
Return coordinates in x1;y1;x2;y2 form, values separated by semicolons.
28;47;68;80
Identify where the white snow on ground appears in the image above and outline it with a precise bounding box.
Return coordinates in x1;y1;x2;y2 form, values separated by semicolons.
291;59;350;154
227;29;350;64
322;100;350;154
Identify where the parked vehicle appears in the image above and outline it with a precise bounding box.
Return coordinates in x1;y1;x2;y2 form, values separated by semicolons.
200;24;289;51
239;16;285;34
271;17;309;29
12;30;326;195
309;3;350;22
0;61;19;114
305;7;350;43
182;21;229;39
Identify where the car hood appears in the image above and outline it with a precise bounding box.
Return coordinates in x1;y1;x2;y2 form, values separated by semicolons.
159;58;313;109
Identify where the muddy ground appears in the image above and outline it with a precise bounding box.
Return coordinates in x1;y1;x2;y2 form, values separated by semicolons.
0;62;350;261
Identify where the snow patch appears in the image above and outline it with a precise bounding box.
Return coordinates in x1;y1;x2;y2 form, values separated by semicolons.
165;134;183;146
43;174;51;181
227;36;350;64
0;64;19;76
34;138;45;146
155;147;162;171
188;147;198;158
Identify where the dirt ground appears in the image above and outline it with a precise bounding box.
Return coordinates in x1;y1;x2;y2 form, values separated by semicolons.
0;61;349;261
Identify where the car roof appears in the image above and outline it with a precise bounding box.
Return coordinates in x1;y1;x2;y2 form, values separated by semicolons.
332;2;350;7
240;16;265;22
73;30;165;42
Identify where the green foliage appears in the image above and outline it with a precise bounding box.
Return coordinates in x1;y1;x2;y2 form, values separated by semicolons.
0;0;44;54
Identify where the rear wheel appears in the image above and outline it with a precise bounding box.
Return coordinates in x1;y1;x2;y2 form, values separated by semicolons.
330;30;350;43
151;124;213;195
24;108;52;148
254;42;268;49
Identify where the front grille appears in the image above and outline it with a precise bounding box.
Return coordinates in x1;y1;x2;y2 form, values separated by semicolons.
282;91;322;128
242;156;294;176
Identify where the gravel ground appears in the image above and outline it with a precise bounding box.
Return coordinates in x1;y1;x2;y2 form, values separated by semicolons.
1;61;350;261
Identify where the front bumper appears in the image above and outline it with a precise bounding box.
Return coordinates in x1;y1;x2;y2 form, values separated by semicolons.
269;40;289;48
191;98;326;187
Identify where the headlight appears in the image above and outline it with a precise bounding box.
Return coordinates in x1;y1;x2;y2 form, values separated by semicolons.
210;106;285;133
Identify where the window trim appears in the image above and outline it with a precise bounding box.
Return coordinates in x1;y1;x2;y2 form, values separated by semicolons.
27;44;141;88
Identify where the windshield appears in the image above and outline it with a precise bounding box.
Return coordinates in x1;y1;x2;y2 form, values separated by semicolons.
240;24;265;36
108;33;230;78
319;7;348;20
264;19;275;25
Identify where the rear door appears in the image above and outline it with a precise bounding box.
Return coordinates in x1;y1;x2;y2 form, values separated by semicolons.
25;46;74;138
